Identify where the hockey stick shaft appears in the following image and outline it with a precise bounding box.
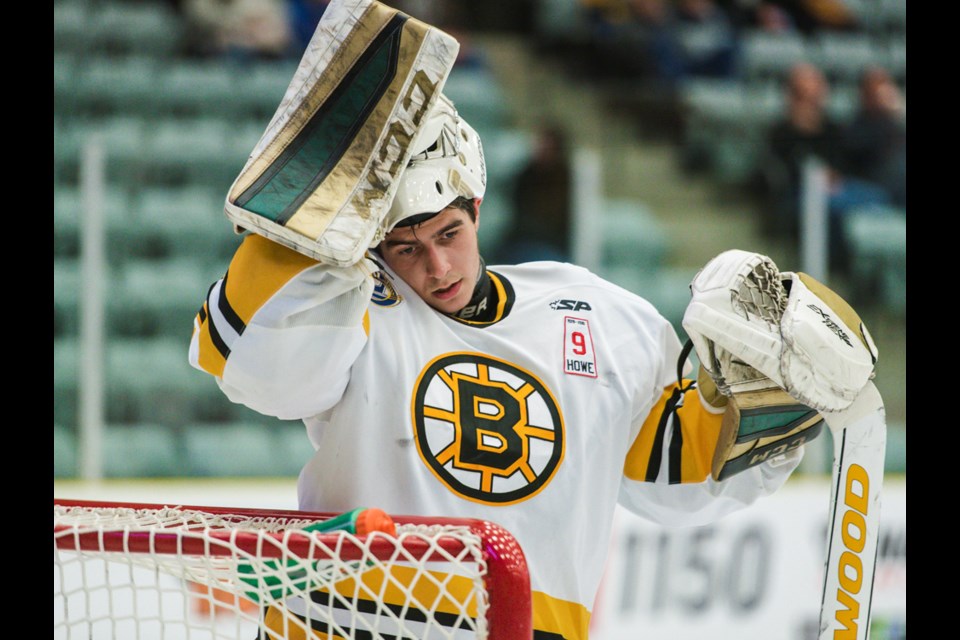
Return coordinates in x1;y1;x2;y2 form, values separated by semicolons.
818;382;886;640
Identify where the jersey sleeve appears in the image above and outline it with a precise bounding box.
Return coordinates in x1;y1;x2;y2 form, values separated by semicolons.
612;288;802;527
188;234;374;420
619;376;802;527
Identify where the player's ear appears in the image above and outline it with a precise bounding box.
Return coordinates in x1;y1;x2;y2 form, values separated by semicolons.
473;197;482;230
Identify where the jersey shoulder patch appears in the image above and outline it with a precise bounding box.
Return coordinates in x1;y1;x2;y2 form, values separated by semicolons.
370;270;402;307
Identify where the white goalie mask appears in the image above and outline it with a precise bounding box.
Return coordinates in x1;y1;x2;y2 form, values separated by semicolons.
383;93;486;230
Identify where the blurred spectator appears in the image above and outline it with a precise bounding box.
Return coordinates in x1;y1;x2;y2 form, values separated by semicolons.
751;1;797;32
757;62;891;271
842;66;906;208
673;0;741;79
588;0;739;85
496;124;574;264
182;0;294;61
753;0;858;34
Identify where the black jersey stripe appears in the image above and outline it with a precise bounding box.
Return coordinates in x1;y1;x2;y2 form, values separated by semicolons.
645;386;681;483
667;340;696;484
206;303;231;361
668;413;684;485
218;271;247;335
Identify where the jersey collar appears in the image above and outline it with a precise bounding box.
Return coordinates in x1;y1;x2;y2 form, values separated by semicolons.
447;258;515;327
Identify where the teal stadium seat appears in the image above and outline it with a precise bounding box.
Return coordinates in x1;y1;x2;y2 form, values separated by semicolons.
534;0;591;43
55;424;78;478
740;30;808;83
144;117;246;187
54;339;80;429
134;185;239;263
104;423;181;477
106;338;218;426
54;259;122;339
73;57;163;118
54;116;149;186
54;259;82;338
86;1;183;57
878;0;907;34
54;185;134;261
54;55;76;110
599;266;697;339
680;79;779;185
482;128;535;189
184;422;282;477
475;128;534;250
156;63;237;117
599;198;670;272
825;82;858;123
114;258;221;339
811;32;882;84
53;0;90;55
234;61;300;119
883;37;907;85
443;67;511;134
842;205;906;314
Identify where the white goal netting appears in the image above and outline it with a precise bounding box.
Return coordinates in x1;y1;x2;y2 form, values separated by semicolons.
54;501;531;640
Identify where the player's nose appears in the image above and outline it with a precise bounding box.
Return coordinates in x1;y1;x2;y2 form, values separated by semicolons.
423;244;450;278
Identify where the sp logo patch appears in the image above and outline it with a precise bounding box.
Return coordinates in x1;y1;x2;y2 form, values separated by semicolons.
549;299;592;312
371;271;402;307
412;353;565;505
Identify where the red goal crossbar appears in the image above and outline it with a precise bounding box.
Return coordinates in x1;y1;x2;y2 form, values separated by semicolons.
54;498;533;640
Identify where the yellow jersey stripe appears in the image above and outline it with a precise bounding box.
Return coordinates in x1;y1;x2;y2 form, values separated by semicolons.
224;234;320;328
675;387;723;483
531;590;592;640
623;383;723;484
623;387;673;482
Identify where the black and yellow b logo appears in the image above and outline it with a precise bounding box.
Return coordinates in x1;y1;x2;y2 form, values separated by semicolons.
412;353;565;505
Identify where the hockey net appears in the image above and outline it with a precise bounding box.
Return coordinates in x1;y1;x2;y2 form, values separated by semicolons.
54;499;531;640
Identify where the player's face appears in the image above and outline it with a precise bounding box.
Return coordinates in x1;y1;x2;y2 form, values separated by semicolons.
380;205;481;314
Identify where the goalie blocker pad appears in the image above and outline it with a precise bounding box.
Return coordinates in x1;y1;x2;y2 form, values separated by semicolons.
683;250;878;413
712;385;824;481
224;0;459;266
694;363;824;481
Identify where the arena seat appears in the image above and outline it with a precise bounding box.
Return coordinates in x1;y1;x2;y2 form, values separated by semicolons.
104;423;181;478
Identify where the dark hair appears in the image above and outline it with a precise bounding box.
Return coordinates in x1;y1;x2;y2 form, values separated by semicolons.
449;196;478;222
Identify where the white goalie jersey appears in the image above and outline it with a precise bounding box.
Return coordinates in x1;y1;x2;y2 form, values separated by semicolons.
189;235;801;639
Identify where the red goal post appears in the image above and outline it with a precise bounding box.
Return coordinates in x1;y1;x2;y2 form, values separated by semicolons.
54;499;532;640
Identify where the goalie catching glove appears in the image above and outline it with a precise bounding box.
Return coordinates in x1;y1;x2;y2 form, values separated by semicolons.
682;250;879;481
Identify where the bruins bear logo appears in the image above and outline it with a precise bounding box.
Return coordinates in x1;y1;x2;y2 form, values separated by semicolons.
412;352;565;505
370;271;402;307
